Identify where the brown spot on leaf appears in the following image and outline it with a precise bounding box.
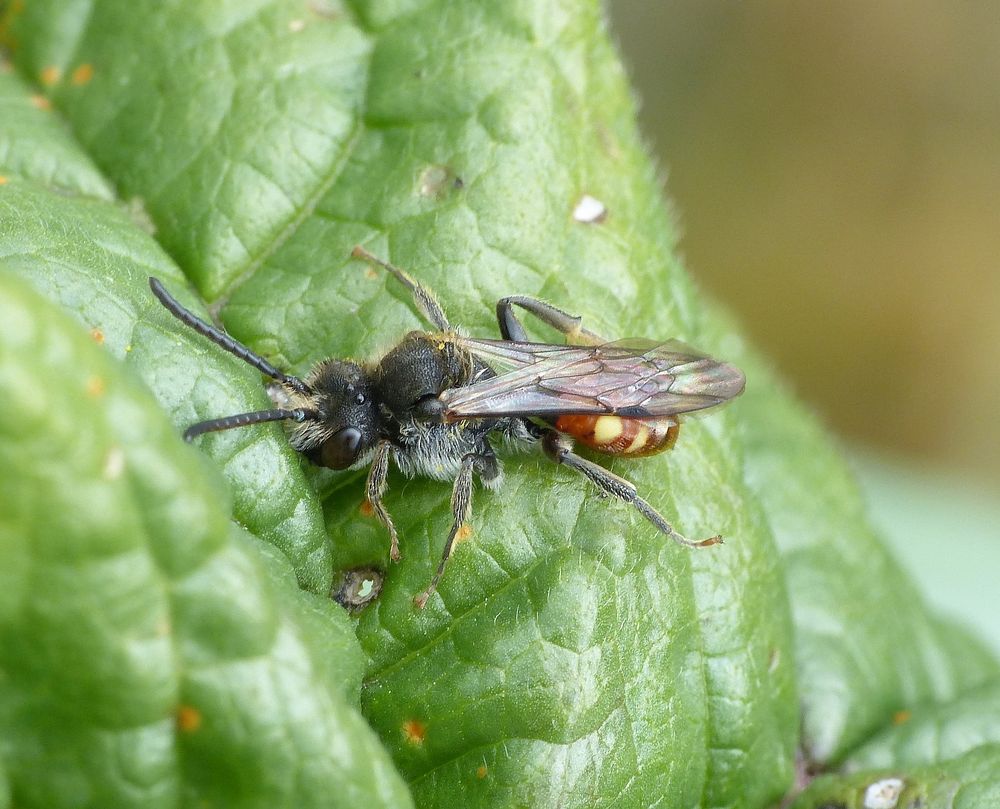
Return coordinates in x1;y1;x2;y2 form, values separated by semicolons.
71;63;93;86
402;719;426;745
476;765;488;779
455;524;473;542
176;705;202;733
359;499;374;518
85;376;105;398
29;94;51;110
40;65;60;86
892;709;911;725
90;327;104;344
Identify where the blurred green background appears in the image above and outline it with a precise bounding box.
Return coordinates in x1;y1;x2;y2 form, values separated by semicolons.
609;1;1000;649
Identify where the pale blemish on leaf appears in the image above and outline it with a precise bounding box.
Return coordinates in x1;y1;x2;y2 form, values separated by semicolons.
101;446;125;481
863;777;904;809
572;193;607;223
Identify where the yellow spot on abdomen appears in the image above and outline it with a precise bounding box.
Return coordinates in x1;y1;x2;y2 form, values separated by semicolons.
592;415;624;445
624;424;650;453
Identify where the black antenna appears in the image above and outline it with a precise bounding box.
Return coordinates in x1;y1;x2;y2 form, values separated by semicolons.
149;277;310;394
184;408;317;441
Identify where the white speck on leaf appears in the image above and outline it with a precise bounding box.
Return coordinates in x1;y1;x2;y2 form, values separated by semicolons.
573;194;607;224
864;777;904;809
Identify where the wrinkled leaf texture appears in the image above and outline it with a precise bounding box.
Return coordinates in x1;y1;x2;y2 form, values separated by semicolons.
0;1;997;807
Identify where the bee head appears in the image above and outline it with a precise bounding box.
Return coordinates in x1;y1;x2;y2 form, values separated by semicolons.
293;359;380;470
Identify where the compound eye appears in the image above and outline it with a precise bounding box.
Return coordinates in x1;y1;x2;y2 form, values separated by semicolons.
320;427;363;470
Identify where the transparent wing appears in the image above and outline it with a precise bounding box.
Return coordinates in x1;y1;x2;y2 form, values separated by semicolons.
441;337;746;420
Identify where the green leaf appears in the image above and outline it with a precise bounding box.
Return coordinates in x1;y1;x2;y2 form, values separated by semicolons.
844;678;1000;772
790;744;1000;809
738;354;998;762
3;0;998;807
0;273;411;808
2;0;370;300
0;66;332;593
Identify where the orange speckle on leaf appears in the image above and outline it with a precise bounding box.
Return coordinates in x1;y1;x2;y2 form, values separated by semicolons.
455;523;473;542
0;175;8;185
476;765;488;779
893;710;912;725
71;62;93;85
402;719;426;745
85;376;105;398
359;499;374;518
40;65;60;86
176;705;202;733
30;94;51;110
90;327;105;344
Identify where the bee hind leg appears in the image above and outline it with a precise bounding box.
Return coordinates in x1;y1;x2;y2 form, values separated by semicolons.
496;295;604;345
541;431;721;549
414;447;499;609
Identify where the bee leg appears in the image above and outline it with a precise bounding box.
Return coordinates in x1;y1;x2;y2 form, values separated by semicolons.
414;449;498;609
351;246;451;331
496;295;604;345
365;440;401;562
541;431;722;549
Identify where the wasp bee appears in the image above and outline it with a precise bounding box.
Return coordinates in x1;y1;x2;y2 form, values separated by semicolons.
150;247;745;608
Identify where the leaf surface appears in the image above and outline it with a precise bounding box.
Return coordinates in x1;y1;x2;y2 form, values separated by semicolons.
0;273;411;808
2;0;998;806
790;744;1000;809
0;65;332;592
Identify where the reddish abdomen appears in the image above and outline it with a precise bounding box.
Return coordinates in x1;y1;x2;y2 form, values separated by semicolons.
554;414;680;457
